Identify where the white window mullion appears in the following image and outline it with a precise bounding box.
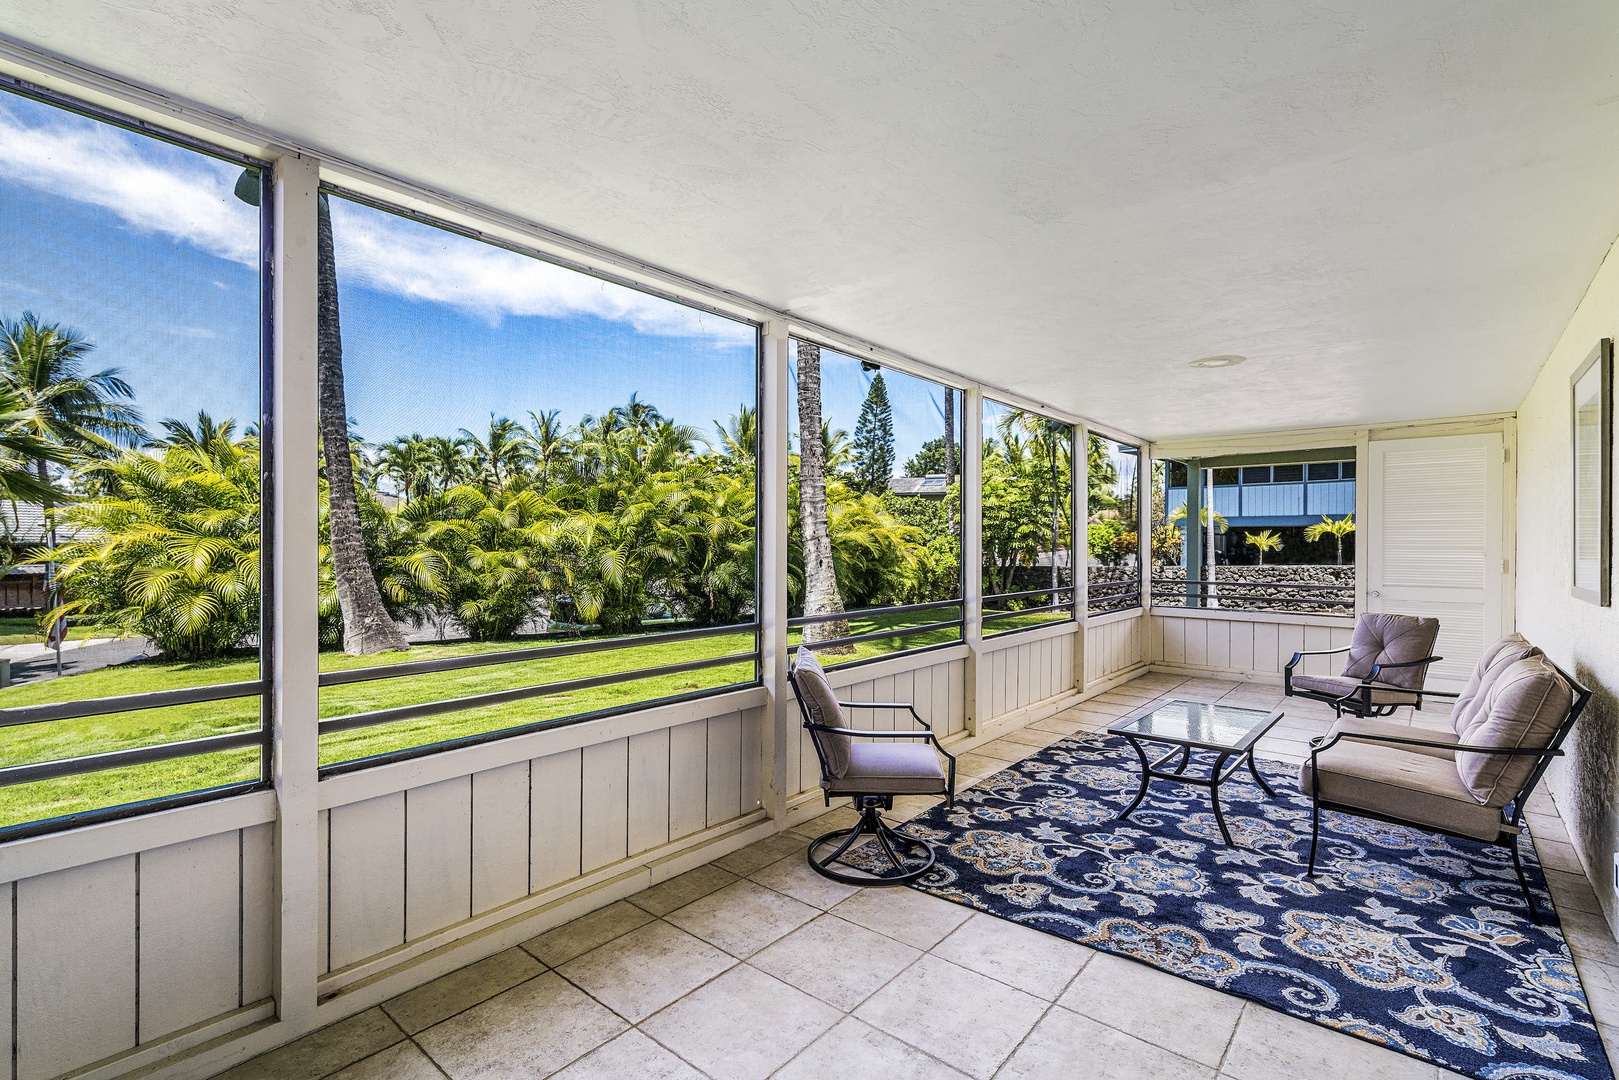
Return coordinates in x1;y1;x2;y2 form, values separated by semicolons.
963;387;985;733
758;320;791;820
270;153;322;1030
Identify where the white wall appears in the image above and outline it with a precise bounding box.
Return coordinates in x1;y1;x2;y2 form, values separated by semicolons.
1515;233;1619;933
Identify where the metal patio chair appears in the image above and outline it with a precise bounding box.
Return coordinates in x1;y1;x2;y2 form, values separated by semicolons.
1285;612;1442;718
788;646;956;885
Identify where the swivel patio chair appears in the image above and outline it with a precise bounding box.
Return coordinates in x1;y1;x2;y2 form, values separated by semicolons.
1299;635;1589;923
1285;612;1442;718
788;646;956;885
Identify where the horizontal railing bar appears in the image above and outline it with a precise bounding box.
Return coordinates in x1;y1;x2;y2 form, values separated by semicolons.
1155;593;1351;606
0;780;270;844
983;586;1075;603
318;651;759;734
318;681;758;777
0;729;267;787
319;622;758;687
787;599;963;627
0;680;267;730
787;618;963;653
983;603;1073;622
1152;579;1354;593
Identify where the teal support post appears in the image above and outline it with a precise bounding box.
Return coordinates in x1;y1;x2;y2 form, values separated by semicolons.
1184;458;1202;607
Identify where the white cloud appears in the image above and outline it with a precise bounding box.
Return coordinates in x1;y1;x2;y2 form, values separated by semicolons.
329;198;753;343
0;100;259;266
0;98;753;344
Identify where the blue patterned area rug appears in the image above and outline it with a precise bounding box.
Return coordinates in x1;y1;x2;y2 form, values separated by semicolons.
890;733;1613;1080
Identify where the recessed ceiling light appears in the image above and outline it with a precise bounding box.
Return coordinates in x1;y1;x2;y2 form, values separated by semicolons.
1191;354;1246;369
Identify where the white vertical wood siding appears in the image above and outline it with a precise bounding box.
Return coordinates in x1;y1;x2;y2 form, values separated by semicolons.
985;630;1076;718
1149;612;1356;680
1084;612;1146;685
5;825;275;1080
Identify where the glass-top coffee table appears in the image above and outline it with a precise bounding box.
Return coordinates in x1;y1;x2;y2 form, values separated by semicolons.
1107;699;1285;846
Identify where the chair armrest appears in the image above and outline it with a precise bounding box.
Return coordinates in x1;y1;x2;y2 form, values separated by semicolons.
1368;655;1441;682
1311;730;1564;758
836;702;932;730
1284;645;1351;675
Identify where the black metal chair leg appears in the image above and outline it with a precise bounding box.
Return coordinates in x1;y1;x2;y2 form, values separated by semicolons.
807;800;936;887
1307;792;1322;875
1508;835;1541;925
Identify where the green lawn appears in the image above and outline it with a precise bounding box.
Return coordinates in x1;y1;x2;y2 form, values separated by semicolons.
0;607;982;830
0;616;102;646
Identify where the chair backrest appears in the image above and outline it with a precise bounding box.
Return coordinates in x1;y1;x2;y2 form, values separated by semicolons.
1342;613;1441;690
788;648;852;779
1455;655;1590;813
1450;633;1542;732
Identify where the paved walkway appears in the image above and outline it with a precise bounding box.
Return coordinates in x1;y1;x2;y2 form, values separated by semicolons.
1;637;152;685
216;672;1617;1080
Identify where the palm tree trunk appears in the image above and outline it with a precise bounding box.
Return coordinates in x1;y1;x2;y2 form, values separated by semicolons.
318;196;408;655
795;342;850;651
1048;442;1061;594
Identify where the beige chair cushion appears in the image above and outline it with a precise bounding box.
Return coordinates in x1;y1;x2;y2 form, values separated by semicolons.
1341;613;1441;690
1327;717;1460;760
824;742;947;796
793;648;851;778
1455;654;1571;806
1451;634;1542;739
1290;674;1418;706
1298;721;1507;841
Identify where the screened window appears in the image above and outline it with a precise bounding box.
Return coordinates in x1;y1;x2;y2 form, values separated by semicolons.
315;193;760;771
1086;436;1141;614
1154;452;1356;615
981;400;1075;636
0;87;268;837
787;340;962;667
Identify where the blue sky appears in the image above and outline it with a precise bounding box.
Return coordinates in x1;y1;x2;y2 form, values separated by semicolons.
0;88;950;466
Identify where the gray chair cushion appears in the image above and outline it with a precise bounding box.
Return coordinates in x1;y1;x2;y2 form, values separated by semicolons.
793;648;851;778
1455;654;1572;806
824;742;948;796
1451;634;1542;739
1290;674;1419;706
1298;721;1507;841
1326;717;1460;760
1341;613;1441;690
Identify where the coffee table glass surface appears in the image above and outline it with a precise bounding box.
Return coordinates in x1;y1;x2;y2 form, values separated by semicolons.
1112;700;1279;753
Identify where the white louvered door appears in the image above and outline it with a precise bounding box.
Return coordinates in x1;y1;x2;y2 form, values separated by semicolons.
1366;433;1503;693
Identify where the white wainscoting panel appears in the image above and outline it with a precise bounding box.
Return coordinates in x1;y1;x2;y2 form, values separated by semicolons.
138;831;241;1042
328;793;406;969
405;776;473;941
530;748;583;892
471;761;531;914
1150;612;1356;680
241;822;276;1004
1085;612;1145;684
15;855;138;1080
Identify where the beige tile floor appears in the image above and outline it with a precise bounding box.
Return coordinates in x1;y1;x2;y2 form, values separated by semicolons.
219;672;1619;1080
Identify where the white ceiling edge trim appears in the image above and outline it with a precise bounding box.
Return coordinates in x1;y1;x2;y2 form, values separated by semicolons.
0;36;1126;442
1151;411;1514;460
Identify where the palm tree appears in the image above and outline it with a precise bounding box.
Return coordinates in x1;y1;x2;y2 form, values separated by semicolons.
710;406;757;469
941;389;956;531
458;415;533;492
0;383;73;505
795;341;850;649
1304;514;1356;564
526;409;566;492
997;410;1071;593
315;194;409;654
155;411;236;452
1168;504;1229;532
375;435;434;503
1243;529;1282;564
422;434;474;494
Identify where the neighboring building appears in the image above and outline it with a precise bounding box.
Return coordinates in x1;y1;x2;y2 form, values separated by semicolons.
1165;459;1355;529
889;474;950;498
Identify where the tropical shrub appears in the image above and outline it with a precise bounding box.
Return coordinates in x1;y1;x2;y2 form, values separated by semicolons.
41;435;260;660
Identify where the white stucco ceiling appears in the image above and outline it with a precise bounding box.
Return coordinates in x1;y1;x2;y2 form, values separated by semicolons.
5;1;1619;441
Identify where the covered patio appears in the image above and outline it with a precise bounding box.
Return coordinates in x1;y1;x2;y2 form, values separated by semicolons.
0;4;1617;1080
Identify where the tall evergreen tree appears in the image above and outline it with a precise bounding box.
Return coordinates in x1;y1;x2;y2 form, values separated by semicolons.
850;371;895;495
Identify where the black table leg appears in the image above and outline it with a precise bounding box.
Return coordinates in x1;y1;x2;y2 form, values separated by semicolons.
1119;736;1151;821
1209;751;1234;846
1246;749;1277;797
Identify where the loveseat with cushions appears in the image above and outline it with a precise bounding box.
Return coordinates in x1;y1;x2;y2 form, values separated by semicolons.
1298;633;1590;922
